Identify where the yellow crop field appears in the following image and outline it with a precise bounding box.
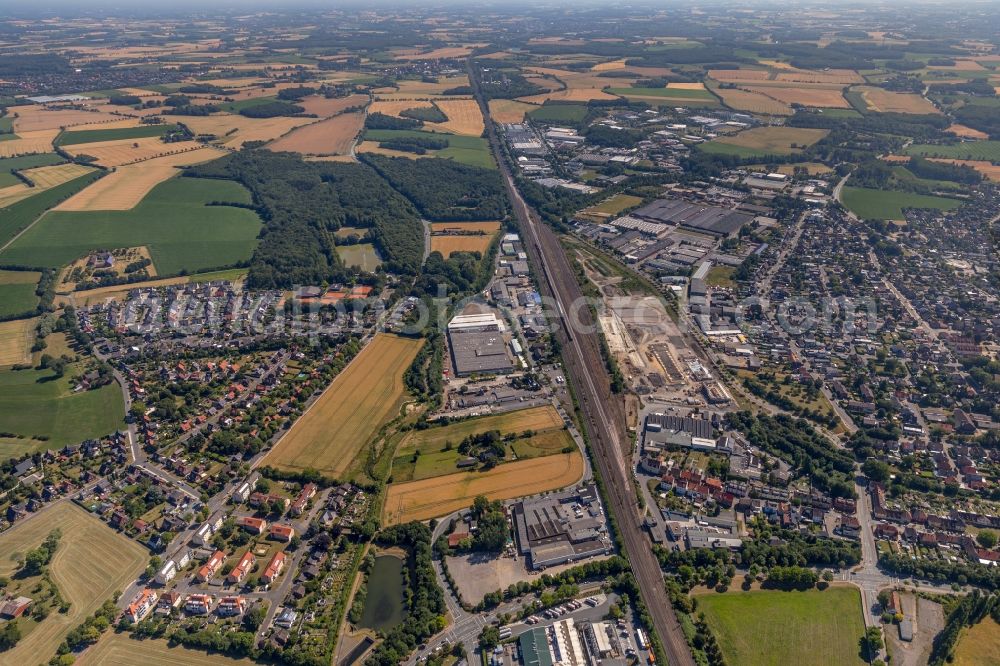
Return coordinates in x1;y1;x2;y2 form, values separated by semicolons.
712;127;829;153
265;334;423;477
743;85;849;108
0;129;60;158
395;47;478;61
947;124;989;139
355;140;420;159
927;159;1000;182
8;106;122;133
180;114;315;149
55;148;225;211
267;111;365;156
430;235;494;257
397;405;565;453
708;69;772;83
953;617;1000;666
856;86;941;114
295;93;369;117
592;58;628;72
80;633;258;666
488;99;539;123
370;99;435;118
375;76;471;100
0;162;97;208
62;137;208;167
0;317;35;366
434;99;486;136
383;452;584;524
714;87;792;115
518;66;630;104
430;221;501;234
0;502;148;664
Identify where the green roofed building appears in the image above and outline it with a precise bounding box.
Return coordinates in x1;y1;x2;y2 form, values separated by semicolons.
519;627;553;666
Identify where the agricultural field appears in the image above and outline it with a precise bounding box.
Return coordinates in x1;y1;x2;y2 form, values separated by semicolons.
336;243;382;271
0;502;148;665
383;451;584;525
696;587;867;666
179;114;315;149
8;106;122;133
265;334;423;478
0;170;103;249
921;159;1000;182
54;147;226;211
62;136;208;167
701;127;829;158
953;617;1000;666
1;176;262;274
605;86;716;100
370;99;435;118
518;67;626;103
527;103;589;124
854;86;941;114
430;235;494;257
0;162;97;209
904;141;1000;161
55;123;176;146
267;111;365;156
741;85;849;108
0;317;35;366
488;99;539;123
0;363;126;444
713;87;792;115
841;186;962;219
429;221;502;234
0;129;60;158
360;129;494;168
433;99;486;136
295;93;369;117
80;634;259;666
576;194;644;222
0;153;64;187
0;269;40;318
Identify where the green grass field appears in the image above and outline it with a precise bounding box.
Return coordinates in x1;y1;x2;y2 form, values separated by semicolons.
0;170;103;249
0;154;64;187
841;186;962;219
954;617;1000;666
336;243;382;271
904;140;1000;161
527;103;589;123
0;175;262;274
0;365;125;446
219;96;278;113
697;587;867;666
0;269;40;318
55;124;177;146
364;129;494;168
606;86;715;99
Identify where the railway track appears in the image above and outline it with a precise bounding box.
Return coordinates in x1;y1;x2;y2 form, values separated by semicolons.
469;62;696;666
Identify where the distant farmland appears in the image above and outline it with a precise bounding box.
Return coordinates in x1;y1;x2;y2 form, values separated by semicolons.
265;334;423;478
841;186;962;219
700;127;828;158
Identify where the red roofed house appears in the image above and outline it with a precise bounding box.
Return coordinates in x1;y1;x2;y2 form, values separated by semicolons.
261;551;287;585
238;516;268;535
269;523;295;542
217;595;248;616
196;550;226;582
228;551;256;584
185;594;213;615
125;589;158;623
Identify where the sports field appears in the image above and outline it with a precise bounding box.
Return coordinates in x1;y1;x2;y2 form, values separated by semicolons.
383;451;584;525
953;617;1000;666
0;269;40;318
701;127;829;158
0;317;35;366
265;334;423;478
336;243;382;271
0;175;262;274
0;364;126;444
696;587;867;666
841;186;962;219
0;502;148;664
80;633;258;666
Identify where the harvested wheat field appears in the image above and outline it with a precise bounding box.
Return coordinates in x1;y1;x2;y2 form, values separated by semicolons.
296;93;369;117
518;67;631;104
9;106;121;133
488;99;539;123
265;334;423;478
592;58;628;72
774;69;864;84
0;129;60;158
80;634;258;666
179;114;314;149
434;99;486;136
0;317;35;366
948;124;990;139
267;111;364;156
431;234;494;257
430;221;502;234
383;452;584;524
0;502;148;665
0;163;97;208
62;137;210;167
395;46;478;60
376;76;471;99
356;141;421;159
929;159;1000;182
56;148;225;211
744;85;849;108
715;87;792;115
370;99;435;118
520;88;618;103
856;86;940;114
708;69;772;83
62;118;144;132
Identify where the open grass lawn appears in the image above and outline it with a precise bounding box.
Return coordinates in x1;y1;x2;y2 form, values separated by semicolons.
904;140;1000;161
265;334;423;478
0;175;262;274
0;170;103;249
953;617;1000;666
701;127;828;158
705;265;736;288
606;86;715;99
0;154;64;187
0;269;40;318
527;103;589;123
0;365;125;446
363;128;494;167
841;186;962;219
0;502;148;665
55;123;177;146
336;243;382;271
696;587;867;666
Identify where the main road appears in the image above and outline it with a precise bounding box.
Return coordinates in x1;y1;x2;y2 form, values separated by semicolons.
469;62;696;666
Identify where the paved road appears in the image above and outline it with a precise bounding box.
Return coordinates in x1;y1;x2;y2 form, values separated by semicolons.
470;61;696;666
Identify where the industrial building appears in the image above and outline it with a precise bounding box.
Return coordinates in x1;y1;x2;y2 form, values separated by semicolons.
512;484;612;570
632;197;752;237
448;312;515;376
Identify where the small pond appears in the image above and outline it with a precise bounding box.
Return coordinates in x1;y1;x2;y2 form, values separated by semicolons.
358;554;406;632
